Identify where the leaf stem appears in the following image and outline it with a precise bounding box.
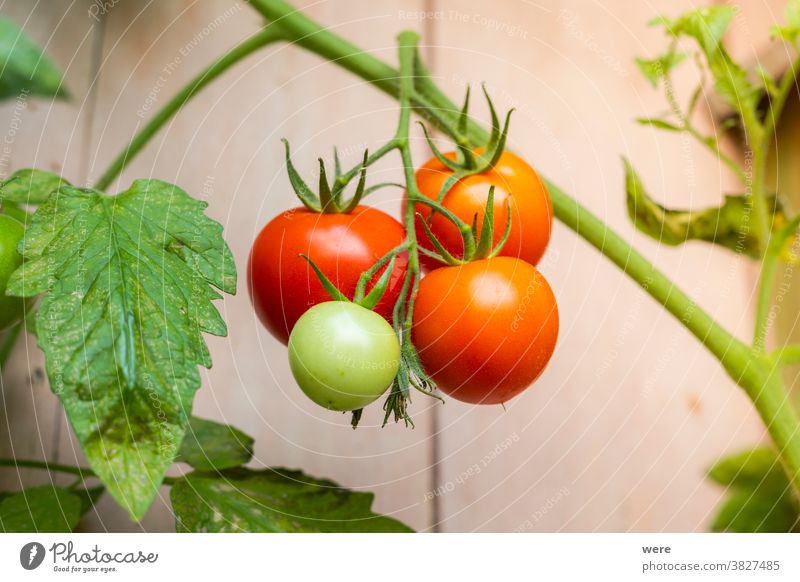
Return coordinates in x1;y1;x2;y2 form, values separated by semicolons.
771;345;800;366
0;458;94;478
94;26;284;191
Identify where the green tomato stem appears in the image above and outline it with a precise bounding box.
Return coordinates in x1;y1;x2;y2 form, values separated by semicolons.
772;345;800;366
94;26;284;192
754;218;800;351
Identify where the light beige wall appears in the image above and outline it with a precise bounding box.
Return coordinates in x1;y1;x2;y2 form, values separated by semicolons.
0;0;788;532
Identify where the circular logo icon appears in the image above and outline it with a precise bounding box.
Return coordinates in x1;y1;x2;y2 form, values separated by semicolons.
19;542;46;570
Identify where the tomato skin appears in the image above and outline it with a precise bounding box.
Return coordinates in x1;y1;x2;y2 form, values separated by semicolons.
288;301;400;411
413;150;552;269
0;214;26;331
412;257;558;405
248;205;407;344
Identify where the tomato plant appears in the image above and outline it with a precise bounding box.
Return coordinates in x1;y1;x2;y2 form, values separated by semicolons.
412;257;558;404
248;205;407;344
288;301;400;411
2;0;800;536
414;149;552;268
0;214;26;330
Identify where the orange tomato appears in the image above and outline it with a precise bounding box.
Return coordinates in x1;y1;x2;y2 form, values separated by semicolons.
412;257;558;405
413;150;552;269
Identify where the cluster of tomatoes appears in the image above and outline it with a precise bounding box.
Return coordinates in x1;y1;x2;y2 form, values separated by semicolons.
248;148;559;414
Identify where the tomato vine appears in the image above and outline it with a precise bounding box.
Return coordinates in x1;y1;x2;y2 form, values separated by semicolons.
2;0;800;532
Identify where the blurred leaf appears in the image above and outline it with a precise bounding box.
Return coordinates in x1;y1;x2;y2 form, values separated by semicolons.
635;52;686;88
0;169;69;206
772;0;800;42
177;417;254;471
636;117;682;131
653;7;759;117
0;17;66;100
708;447;788;491
74;486;104;516
708;447;800;533
624;159;776;258
0;486;81;532
171;468;414;533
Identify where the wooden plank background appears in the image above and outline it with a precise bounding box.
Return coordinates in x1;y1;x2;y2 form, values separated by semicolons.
0;0;791;532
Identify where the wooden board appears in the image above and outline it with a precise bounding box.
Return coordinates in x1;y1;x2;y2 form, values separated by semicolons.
0;0;791;532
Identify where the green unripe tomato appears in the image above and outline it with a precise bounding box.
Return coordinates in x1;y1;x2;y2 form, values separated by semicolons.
0;214;26;330
288;301;401;411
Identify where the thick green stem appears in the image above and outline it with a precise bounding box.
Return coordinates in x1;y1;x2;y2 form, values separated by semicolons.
94;26;284;191
396;31;421;276
754;218;800;351
773;345;800;366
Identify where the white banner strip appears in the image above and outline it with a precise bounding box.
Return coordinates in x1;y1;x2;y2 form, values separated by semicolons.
1;533;798;581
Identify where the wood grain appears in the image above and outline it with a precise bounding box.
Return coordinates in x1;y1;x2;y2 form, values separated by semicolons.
0;0;792;532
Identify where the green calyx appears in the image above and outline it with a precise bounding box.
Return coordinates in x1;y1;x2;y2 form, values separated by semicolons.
299;242;409;309
416;185;512;266
283;139;399;214
419;83;514;205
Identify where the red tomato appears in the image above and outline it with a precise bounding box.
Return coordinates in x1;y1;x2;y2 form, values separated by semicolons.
412;257;558;405
413;150;552;269
248;205;407;344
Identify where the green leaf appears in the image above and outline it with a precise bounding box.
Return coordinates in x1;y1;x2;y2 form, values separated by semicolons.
0;17;67;100
624;159;776;258
635;52;686;88
171;468;414;533
708;447;788;492
635;117;683;131
0;486;81;532
707;447;800;533
712;489;799;533
74;486;105;516
772;0;800;43
6;179;237;521
0;168;69;206
653;7;759;116
177;417;254;471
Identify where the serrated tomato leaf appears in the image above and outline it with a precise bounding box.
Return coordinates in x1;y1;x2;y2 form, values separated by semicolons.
0;17;67;100
171;468;414;533
177;417;254;471
0;486;82;532
6;179;236;521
